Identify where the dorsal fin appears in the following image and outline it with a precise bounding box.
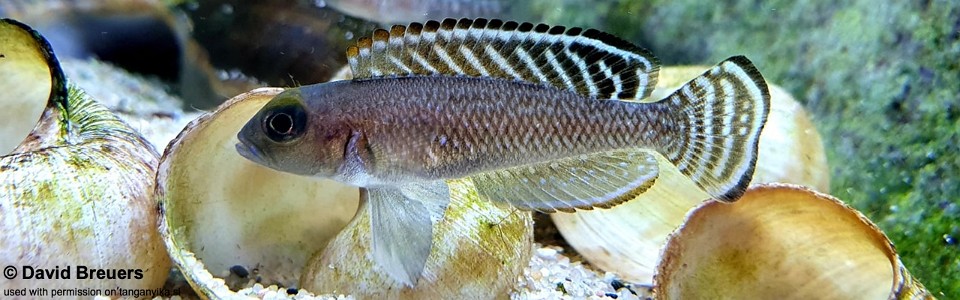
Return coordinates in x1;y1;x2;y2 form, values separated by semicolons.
346;18;661;101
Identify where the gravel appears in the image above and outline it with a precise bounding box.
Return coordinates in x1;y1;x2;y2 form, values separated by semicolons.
513;244;652;300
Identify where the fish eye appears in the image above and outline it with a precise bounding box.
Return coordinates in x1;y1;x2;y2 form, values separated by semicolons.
263;105;306;143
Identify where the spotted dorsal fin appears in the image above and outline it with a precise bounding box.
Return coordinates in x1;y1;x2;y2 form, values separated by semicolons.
346;18;661;101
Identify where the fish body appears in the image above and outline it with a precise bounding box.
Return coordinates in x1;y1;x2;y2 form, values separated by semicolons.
236;18;770;287
241;76;672;184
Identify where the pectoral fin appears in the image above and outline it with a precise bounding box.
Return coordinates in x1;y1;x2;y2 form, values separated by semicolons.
365;181;450;286
470;149;659;213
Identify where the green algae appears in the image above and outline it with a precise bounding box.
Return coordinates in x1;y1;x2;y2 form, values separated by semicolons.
582;0;959;296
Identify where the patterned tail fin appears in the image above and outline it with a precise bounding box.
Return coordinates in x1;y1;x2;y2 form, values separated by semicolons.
658;56;770;202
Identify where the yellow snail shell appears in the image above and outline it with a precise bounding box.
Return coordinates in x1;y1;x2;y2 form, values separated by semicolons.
654;183;932;299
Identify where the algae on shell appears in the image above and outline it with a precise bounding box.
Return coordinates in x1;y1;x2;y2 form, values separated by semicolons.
301;178;533;299
0;18;170;293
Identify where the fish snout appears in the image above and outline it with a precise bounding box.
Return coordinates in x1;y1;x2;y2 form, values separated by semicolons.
235;132;266;165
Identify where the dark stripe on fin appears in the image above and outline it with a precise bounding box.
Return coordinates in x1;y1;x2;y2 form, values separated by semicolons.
658;56;770;203
346;18;661;101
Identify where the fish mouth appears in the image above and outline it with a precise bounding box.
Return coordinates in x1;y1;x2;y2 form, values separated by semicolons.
235;136;267;165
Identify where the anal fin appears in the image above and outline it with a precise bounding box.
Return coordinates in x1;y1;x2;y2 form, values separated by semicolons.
365;181;450;286
470;149;659;213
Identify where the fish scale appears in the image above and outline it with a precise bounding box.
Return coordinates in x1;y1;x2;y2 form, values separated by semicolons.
327;77;667;180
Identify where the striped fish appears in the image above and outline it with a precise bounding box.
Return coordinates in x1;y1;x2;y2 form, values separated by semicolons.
235;18;770;286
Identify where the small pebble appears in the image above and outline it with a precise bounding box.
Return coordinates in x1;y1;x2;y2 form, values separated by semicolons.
536;247;558;259
605;292;619;299
610;279;626;290
287;287;299;295
230;265;250;278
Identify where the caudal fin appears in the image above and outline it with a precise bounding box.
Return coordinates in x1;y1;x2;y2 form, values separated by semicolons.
658;56;770;202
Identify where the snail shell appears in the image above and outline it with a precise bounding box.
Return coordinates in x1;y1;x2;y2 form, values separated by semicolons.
0;18;169;293
300;178;533;299
156;88;360;296
654;184;932;299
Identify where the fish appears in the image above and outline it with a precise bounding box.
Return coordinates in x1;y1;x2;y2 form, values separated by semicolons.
235;18;770;286
323;0;510;24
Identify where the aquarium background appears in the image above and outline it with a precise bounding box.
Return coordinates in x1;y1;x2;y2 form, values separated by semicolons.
3;0;956;297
